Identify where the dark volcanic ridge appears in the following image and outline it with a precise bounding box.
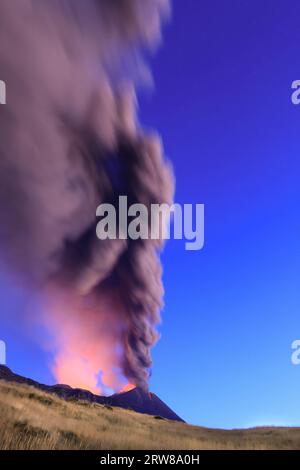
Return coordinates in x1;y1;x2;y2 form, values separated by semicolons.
0;366;184;422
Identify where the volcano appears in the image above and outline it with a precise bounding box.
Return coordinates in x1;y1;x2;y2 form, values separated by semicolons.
0;366;183;422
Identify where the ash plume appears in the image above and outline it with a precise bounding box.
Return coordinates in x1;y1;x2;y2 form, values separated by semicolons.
0;0;174;391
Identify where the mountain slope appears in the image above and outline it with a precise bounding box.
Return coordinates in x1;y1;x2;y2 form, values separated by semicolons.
108;388;183;422
0;366;183;422
1;379;300;450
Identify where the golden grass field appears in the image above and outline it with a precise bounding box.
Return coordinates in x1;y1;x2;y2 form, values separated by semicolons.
0;380;300;450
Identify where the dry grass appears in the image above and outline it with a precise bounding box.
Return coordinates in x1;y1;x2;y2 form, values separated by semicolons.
0;380;300;450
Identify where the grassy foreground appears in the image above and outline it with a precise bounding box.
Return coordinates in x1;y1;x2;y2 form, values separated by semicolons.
0;380;300;450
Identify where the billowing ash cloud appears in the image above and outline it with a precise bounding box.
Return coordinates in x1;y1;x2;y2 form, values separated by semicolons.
0;0;174;392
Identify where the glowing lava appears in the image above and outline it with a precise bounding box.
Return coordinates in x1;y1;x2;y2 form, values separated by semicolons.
120;383;136;393
43;290;132;395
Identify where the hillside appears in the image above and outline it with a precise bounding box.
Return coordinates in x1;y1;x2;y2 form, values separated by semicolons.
0;366;183;422
0;380;300;450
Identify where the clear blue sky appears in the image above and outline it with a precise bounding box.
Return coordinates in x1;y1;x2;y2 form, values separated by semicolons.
1;0;300;428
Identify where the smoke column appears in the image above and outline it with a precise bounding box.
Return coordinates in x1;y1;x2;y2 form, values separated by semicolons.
0;0;174;393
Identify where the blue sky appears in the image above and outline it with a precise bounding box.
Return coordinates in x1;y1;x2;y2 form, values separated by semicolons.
1;0;300;428
140;0;300;428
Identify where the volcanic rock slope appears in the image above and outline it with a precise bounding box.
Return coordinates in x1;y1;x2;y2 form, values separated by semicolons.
0;365;183;422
